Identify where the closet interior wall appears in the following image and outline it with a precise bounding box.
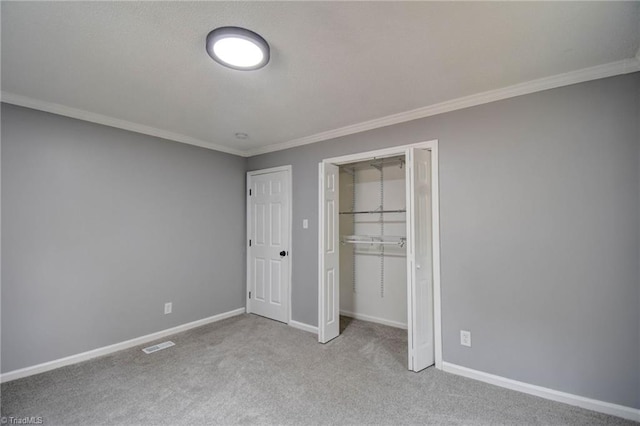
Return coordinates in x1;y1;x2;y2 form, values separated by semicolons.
339;157;407;329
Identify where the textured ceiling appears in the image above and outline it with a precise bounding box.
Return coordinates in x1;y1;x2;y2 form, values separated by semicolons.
2;2;639;156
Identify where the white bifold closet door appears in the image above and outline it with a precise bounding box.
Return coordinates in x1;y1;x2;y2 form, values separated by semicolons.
407;148;435;371
318;162;340;343
317;144;437;370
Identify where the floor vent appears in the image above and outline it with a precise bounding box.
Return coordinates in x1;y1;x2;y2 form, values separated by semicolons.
142;341;175;354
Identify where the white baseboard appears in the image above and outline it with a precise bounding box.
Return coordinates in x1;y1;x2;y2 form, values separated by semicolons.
340;310;407;330
442;362;640;422
0;307;246;383
288;320;318;334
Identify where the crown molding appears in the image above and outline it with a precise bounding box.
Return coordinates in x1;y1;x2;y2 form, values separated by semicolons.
246;57;640;156
3;57;639;159
0;92;247;157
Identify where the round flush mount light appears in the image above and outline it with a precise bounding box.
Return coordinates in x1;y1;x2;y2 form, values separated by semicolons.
206;27;270;71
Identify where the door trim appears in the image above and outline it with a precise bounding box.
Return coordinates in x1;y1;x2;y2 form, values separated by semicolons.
318;140;442;370
246;165;293;325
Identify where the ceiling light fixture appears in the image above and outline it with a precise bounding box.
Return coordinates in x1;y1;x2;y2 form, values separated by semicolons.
206;27;270;71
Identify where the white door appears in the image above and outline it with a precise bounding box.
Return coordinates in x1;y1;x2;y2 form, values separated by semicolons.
247;168;291;323
407;148;435;371
318;162;340;343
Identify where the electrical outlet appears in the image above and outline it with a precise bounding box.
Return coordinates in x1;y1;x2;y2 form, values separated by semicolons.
460;330;471;347
164;302;172;315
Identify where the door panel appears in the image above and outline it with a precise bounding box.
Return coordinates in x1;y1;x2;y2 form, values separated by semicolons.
271;203;282;245
408;148;435;371
255;258;266;301
248;170;290;323
319;162;340;343
270;260;282;304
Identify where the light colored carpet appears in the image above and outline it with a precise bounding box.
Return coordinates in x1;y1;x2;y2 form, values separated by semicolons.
1;314;635;425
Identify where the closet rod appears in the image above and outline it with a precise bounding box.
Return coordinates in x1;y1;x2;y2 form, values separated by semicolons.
344;240;403;245
339;209;406;215
341;235;407;248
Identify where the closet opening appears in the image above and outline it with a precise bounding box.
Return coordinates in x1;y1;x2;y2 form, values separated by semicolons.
318;141;442;372
339;156;408;331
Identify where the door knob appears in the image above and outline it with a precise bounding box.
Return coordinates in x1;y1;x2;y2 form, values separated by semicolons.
280;250;287;257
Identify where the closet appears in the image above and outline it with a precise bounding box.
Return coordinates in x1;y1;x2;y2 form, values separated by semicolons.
339;156;407;329
318;142;440;372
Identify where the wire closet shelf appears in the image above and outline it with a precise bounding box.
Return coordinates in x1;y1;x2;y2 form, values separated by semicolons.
341;235;406;248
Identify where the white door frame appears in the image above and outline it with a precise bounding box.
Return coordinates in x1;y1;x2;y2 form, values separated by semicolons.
317;141;442;370
246;165;293;325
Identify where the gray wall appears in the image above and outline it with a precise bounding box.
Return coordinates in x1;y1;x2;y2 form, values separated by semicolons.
1;104;246;372
2;73;638;410
248;73;640;409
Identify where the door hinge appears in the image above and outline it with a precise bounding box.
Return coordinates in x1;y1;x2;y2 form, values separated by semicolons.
249;291;252;299
249;189;252;196
249;239;252;247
